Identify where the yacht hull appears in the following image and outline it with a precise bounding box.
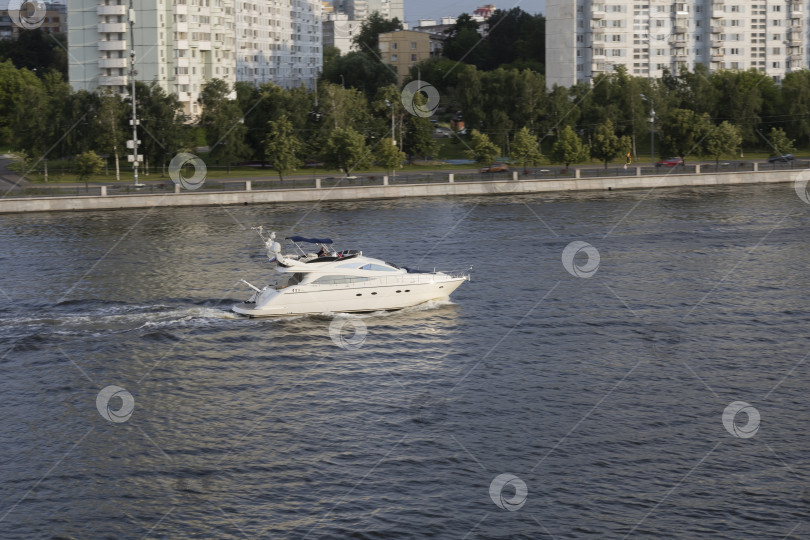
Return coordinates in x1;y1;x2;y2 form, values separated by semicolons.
232;277;465;317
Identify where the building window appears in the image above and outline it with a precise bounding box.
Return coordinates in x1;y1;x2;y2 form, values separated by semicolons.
411;42;416;49
392;42;397;50
411;54;417;61
391;54;397;62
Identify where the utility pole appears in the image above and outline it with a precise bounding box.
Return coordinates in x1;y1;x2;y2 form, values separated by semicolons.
128;0;143;187
640;94;655;166
385;99;396;179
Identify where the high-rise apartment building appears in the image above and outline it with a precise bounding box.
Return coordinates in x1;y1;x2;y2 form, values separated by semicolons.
69;0;236;119
235;0;322;89
68;0;321;119
547;0;809;88
342;0;403;22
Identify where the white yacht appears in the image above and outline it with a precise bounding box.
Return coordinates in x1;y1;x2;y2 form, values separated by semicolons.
232;228;470;317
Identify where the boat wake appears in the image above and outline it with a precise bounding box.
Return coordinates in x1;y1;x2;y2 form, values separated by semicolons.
0;302;241;339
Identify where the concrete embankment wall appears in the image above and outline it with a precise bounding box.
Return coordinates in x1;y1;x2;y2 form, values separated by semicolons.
0;169;801;214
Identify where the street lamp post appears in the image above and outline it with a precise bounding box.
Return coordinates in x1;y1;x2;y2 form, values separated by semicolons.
640;94;655;166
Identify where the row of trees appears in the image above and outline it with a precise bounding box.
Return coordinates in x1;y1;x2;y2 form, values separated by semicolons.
3;32;810;180
0;60;436;180
400;61;810;161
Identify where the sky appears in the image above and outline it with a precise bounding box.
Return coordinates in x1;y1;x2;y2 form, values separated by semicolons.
403;0;546;27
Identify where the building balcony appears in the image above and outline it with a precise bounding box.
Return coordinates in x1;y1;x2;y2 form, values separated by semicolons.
175;22;188;32
98;57;128;69
176;57;189;67
98;40;127;51
99;75;128;86
98;22;128;34
791;53;803;62
176;40;189;49
591;11;605;19
97;4;127;16
710;26;722;34
177;91;191;102
175;5;187;15
176;74;190;85
197;41;211;50
711;39;724;47
711;10;724;19
711;53;724;61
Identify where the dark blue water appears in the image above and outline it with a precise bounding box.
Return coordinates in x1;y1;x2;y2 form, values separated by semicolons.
1;184;809;539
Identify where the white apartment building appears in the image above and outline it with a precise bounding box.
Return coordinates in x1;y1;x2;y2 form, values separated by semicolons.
322;12;361;55
547;0;809;88
235;0;322;89
68;0;322;119
321;0;402;56
342;0;403;21
69;0;236;119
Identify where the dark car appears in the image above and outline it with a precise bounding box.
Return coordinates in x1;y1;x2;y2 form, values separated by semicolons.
768;154;795;163
656;157;684;167
480;163;509;173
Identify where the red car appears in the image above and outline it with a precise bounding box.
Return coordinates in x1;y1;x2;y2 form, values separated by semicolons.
480;163;509;173
656;157;684;167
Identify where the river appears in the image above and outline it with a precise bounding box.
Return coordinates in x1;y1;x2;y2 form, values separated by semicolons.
1;184;808;538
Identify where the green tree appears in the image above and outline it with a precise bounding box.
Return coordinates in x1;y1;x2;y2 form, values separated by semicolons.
465;129;500;165
768;127;796;157
510;127;542;172
352;11;403;54
321;51;397;99
782;70;810;147
0;28;67;77
375;137;406;175
263;114;303;181
323;127;369;174
659;108;711;164
443;14;491;70
75;150;104;189
711;69;779;145
95;89;127;181
591;120;631;169
551;125;589;171
704;121;742;168
237;82;315;165
323;45;342;69
200;78;248;172
485;8;545;72
134;80;189;175
403;114;438;162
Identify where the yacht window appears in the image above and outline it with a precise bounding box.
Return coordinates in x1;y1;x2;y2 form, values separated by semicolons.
337;262;363;269
359;263;397;272
312;275;373;284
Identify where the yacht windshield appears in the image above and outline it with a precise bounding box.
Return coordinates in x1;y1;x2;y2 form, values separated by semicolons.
278;273;305;289
359;263;397;272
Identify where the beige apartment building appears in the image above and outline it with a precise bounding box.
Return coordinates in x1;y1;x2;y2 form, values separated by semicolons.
547;0;809;87
378;29;444;85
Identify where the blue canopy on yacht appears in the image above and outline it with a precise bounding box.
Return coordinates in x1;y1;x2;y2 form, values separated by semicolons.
286;236;333;244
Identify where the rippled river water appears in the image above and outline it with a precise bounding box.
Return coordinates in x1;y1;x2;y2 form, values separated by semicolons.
2;185;810;539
